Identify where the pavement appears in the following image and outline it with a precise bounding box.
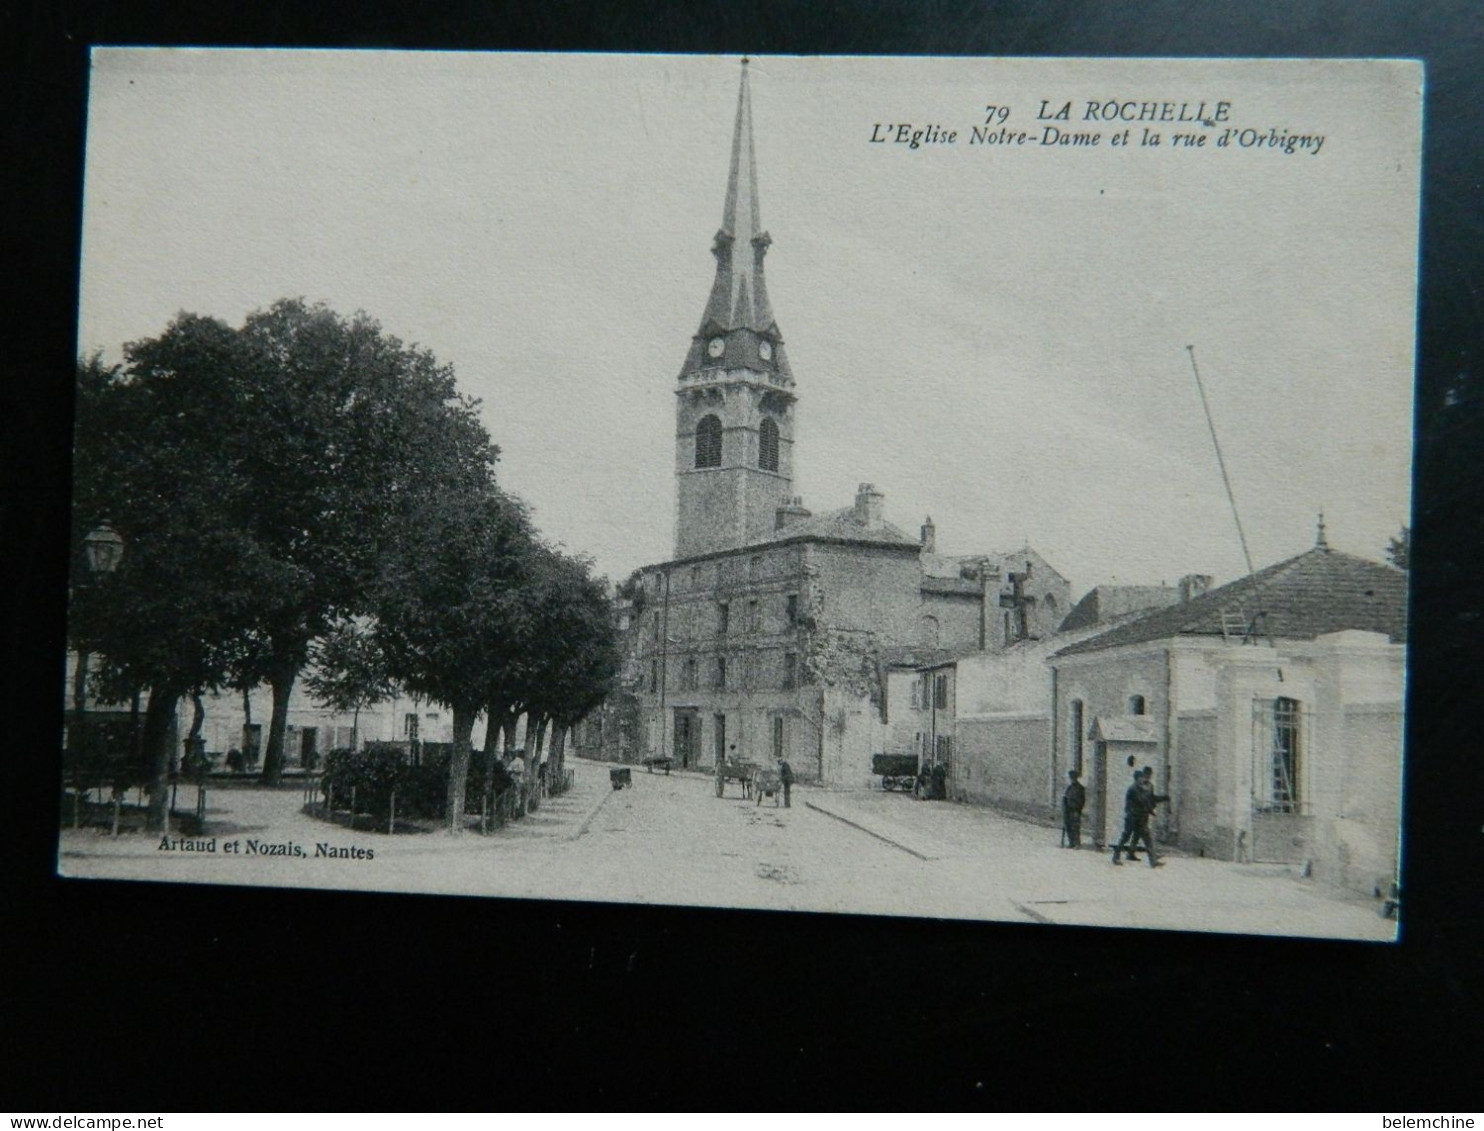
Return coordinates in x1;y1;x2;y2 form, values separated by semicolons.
56;762;1397;941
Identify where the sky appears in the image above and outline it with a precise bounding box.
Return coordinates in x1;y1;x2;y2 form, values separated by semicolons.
78;52;1421;596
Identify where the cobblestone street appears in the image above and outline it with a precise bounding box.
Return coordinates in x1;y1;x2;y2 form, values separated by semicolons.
58;762;1396;940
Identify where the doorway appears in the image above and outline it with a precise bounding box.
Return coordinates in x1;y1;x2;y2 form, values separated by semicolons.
1093;740;1108;849
673;710;698;769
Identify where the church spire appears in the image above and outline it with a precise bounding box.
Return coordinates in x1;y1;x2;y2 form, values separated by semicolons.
699;58;778;336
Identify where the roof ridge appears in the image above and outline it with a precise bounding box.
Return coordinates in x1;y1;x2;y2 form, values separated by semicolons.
1054;545;1405;658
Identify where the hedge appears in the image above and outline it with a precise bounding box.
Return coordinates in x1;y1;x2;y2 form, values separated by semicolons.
319;745;515;820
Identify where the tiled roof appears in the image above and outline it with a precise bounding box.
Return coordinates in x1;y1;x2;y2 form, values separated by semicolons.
763;506;921;549
1054;548;1406;658
921;552;977;579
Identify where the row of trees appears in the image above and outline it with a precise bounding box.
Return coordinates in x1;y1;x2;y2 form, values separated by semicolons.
69;299;618;831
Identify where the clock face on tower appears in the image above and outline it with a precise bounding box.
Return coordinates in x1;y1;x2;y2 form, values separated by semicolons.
707;337;725;358
758;340;773;360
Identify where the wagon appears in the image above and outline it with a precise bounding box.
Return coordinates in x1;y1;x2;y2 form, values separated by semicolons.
715;759;758;798
753;767;782;806
871;753;919;792
609;766;632;790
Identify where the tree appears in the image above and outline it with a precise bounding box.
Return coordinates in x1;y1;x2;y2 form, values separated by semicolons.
69;330;264;830
71;297;500;823
502;545;619;808
1386;525;1410;571
211;299;497;784
304;619;398;748
373;487;535;829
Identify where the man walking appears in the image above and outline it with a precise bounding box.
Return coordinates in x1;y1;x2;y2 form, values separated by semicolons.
1125;766;1169;867
777;757;794;808
1111;761;1143;864
1060;769;1086;848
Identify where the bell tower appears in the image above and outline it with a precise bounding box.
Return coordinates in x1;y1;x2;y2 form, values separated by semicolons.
674;59;797;559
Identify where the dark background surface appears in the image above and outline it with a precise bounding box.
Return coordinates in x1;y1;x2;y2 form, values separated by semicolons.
3;1;1480;1111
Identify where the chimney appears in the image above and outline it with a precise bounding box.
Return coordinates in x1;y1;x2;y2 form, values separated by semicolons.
854;483;884;529
775;495;812;531
920;516;936;553
1178;574;1213;603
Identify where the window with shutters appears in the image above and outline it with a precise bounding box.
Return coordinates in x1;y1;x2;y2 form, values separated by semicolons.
759;417;779;472
1258;696;1303;813
695;414;722;468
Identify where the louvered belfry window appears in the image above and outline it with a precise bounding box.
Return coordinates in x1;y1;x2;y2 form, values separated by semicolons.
695;414;722;468
759;416;779;471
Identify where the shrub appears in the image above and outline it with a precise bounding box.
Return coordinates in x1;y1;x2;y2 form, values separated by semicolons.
319;745;488;821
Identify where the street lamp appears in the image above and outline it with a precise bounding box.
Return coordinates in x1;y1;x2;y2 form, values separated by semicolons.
74;523;125;713
71;522;127;832
83;522;125;575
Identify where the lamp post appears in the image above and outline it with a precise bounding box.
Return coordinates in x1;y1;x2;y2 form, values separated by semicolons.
74;523;125;832
72;523;124;714
83;521;125;575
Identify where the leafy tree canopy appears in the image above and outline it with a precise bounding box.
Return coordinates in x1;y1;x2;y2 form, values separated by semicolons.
1387;525;1410;571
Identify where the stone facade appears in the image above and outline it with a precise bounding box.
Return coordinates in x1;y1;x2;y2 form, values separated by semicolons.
630;530;920;781
593;62;1072;786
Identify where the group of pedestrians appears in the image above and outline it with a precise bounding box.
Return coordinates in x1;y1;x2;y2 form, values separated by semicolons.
1059;758;1169;868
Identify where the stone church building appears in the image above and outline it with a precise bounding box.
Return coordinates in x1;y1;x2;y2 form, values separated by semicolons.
579;62;1068;783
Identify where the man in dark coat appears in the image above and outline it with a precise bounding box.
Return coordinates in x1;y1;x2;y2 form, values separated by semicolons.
1111;762;1144;864
1060;769;1086;848
1118;766;1170;867
778;757;794;808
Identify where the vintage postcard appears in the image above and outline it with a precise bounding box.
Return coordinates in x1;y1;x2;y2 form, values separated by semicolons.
62;52;1419;940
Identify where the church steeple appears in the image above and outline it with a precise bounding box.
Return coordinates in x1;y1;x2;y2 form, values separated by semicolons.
679;59;793;384
673;59;798;559
706;57;773;333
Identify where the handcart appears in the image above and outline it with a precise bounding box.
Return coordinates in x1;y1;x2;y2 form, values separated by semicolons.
871;753;919;792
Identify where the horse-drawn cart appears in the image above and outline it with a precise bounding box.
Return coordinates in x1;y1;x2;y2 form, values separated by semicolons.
715;759;759;798
872;753;919;792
